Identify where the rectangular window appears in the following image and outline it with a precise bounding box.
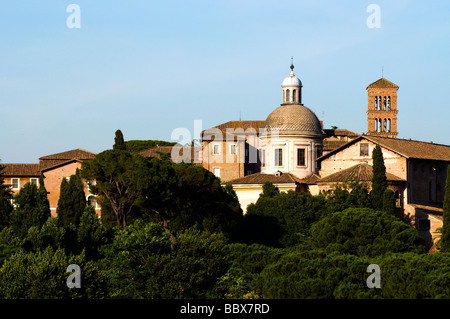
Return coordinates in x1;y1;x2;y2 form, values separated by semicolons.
11;178;19;189
213;168;220;178
297;148;306;166
275;148;283;166
229;144;236;155
213;144;220;155
360;143;369;157
30;178;38;186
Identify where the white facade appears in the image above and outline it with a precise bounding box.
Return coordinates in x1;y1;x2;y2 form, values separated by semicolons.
260;64;324;179
260;135;322;179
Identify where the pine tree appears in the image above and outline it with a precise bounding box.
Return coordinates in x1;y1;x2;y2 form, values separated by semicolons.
440;166;450;252
371;145;388;210
113;129;127;151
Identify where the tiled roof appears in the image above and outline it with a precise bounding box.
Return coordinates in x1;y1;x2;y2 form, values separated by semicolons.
319;136;450;162
365;136;450;162
202;120;265;141
39;149;97;170
366;77;399;89
215;120;266;132
318;163;405;183
323;129;360;138
39;149;97;160
323;140;350;151
227;171;316;185
2;164;40;177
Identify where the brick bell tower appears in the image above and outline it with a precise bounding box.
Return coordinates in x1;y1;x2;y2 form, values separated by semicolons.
366;77;399;138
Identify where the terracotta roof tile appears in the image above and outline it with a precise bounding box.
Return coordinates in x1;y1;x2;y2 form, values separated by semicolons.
366;77;399;89
319;136;450;162
39;149;96;160
365;136;450;162
202;120;265;141
227;172;303;185
39;149;96;170
2;164;40;177
318;163;405;183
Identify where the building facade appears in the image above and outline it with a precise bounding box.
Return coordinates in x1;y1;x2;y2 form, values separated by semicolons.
3;149;100;217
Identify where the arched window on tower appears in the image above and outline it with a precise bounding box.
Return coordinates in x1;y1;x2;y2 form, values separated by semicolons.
374;119;378;132
378;119;382;132
374;97;378;110
387;119;391;132
286;89;290;102
384;119;387;132
387;96;391;110
383;97;387;110
293;89;296;102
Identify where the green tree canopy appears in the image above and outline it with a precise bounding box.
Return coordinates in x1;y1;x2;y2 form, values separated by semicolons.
0;247;107;299
309;207;425;256
125;140;176;153
81;150;148;230
240;187;327;247
9;182;51;239
101;220;228;298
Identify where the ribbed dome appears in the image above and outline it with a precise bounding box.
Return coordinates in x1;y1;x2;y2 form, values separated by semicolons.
264;104;323;137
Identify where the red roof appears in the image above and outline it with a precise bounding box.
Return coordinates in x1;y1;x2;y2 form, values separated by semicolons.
2;164;40;177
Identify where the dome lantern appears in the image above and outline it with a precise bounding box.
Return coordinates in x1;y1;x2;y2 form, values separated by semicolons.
281;60;302;104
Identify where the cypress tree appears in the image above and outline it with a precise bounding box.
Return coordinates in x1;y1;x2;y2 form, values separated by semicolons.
113;129;127;151
440;166;450;252
34;176;51;227
56;178;71;227
382;188;396;216
56;170;86;228
371;145;388;210
0;163;13;229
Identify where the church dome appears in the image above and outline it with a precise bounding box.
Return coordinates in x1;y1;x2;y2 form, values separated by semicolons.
264;104;323;137
282;71;302;87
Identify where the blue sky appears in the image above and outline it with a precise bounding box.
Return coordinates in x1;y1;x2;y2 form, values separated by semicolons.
1;1;449;163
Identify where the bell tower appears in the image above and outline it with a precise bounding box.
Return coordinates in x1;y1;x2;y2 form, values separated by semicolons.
366;77;399;138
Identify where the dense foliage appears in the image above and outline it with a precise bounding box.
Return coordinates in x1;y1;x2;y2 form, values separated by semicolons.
0;137;448;299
